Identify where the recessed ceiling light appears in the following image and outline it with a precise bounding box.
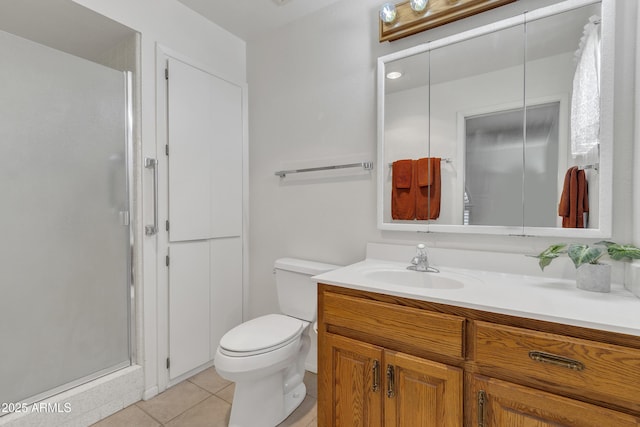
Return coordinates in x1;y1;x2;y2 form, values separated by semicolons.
386;71;402;80
272;0;294;5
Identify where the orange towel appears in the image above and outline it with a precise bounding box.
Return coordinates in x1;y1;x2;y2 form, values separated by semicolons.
393;159;413;189
576;169;588;227
558;167;573;217
391;160;415;220
559;166;589;228
416;157;433;187
416;157;441;220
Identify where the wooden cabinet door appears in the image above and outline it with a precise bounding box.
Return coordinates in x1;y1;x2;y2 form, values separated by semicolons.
324;333;384;427
384;351;462;427
469;374;640;427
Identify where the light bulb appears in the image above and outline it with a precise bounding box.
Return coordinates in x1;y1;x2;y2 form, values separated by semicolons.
386;71;402;80
410;0;428;12
379;3;397;24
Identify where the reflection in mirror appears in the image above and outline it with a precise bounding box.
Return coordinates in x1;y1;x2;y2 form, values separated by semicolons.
377;0;612;237
431;24;524;228
383;51;430;225
465;102;559;227
524;3;602;230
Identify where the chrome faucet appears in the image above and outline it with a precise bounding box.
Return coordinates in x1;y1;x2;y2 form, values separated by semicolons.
409;244;439;273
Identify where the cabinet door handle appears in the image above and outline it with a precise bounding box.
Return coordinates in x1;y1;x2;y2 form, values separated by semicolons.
386;364;395;398
477;390;486;427
528;351;585;371
372;360;380;392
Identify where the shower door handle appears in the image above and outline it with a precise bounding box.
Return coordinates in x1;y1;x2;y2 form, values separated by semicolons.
145;157;159;236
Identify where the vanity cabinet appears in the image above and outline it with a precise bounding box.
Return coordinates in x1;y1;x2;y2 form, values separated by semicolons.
384;350;462;426
319;286;463;426
320;320;462;427
324;332;462;426
317;284;640;426
468;374;640;426
471;321;640;414
323;333;383;426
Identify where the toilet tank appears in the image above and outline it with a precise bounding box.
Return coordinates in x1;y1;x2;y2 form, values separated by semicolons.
274;258;340;321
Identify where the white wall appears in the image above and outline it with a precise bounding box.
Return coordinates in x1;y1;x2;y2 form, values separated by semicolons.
73;0;246;399
247;0;638;318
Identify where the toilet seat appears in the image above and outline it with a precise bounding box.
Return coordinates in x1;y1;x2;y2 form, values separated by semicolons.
219;314;308;357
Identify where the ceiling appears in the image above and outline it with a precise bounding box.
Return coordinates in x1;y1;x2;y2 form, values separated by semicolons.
176;0;345;41
0;0;343;63
0;0;135;63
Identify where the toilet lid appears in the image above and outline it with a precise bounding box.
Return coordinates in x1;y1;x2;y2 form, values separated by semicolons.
219;314;306;355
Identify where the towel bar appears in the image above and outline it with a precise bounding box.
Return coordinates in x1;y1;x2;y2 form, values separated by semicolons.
275;162;373;178
578;163;599;172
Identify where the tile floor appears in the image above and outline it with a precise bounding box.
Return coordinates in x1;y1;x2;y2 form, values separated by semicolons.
91;367;317;427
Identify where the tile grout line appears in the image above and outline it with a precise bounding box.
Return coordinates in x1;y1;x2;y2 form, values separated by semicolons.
133;402;165;426
135;381;213;426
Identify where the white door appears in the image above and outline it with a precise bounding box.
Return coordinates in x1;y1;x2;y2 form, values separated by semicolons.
162;55;244;382
167;58;213;241
168;241;210;378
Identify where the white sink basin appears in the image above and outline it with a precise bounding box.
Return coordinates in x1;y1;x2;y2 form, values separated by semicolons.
363;268;466;289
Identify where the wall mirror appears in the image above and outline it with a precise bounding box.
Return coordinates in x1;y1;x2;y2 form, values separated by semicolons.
377;0;614;237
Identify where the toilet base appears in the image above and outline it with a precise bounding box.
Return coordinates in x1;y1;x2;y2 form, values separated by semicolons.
283;382;306;421
228;375;306;427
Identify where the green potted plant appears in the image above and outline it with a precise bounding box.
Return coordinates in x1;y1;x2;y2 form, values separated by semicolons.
532;241;640;292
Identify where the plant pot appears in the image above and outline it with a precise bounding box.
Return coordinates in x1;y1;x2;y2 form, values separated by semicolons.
576;263;611;293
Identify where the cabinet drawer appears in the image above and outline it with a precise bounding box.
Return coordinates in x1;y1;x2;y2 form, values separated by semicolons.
473;321;640;412
322;291;464;358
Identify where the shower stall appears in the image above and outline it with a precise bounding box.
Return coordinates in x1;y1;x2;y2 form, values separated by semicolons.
0;29;133;406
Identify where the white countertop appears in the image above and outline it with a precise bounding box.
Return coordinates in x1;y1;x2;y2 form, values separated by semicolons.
314;258;640;337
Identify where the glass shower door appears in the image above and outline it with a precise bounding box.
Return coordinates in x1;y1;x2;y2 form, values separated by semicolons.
0;30;131;405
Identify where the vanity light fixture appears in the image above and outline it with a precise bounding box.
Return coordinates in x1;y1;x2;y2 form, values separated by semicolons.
386;71;403;79
410;0;429;13
379;0;516;42
379;2;398;24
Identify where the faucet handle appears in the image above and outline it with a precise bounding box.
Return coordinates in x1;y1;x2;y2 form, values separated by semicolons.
410;243;439;273
416;243;427;257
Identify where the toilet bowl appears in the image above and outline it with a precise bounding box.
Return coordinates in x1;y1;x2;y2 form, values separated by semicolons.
214;258;339;427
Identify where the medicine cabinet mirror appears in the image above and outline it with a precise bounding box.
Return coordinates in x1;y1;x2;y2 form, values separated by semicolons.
377;0;614;237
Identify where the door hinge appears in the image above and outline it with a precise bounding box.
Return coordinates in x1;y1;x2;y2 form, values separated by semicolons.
165;67;169;80
165;144;169;156
478;390;486;427
166;358;170;369
165;220;170;231
165;255;170;267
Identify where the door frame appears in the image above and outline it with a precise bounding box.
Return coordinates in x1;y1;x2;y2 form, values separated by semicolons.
154;44;249;392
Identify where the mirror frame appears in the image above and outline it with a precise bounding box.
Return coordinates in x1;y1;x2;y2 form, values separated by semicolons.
377;0;614;238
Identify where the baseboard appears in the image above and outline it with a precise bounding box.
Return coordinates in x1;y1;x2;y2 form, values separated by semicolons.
142;386;159;401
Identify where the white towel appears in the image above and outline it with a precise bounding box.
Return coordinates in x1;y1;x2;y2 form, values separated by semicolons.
570;17;601;163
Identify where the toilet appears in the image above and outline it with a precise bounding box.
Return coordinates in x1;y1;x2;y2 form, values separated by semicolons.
214;258;339;427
